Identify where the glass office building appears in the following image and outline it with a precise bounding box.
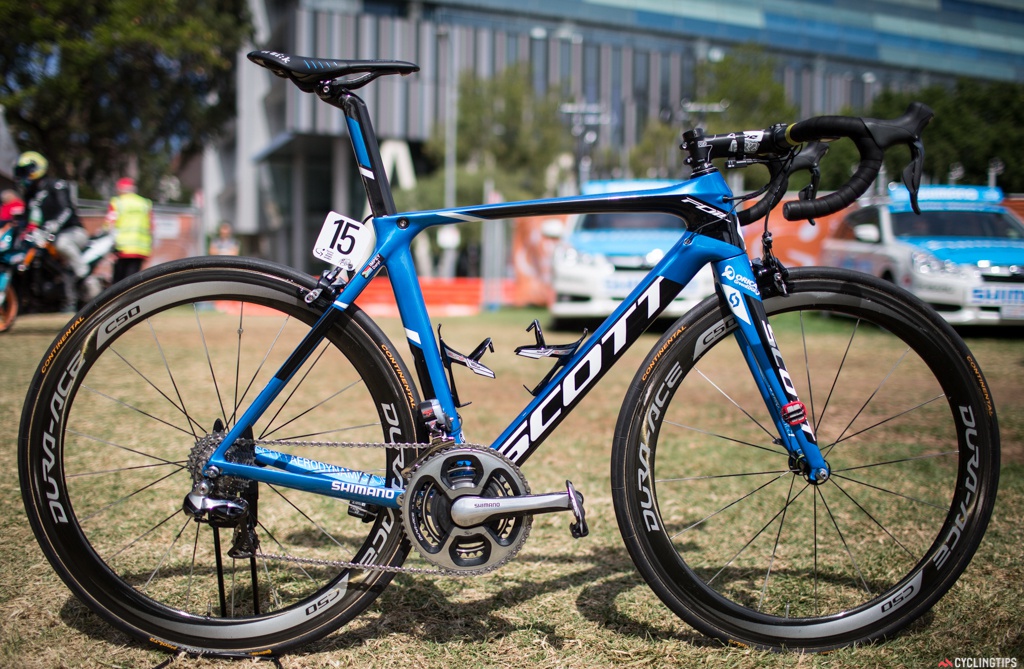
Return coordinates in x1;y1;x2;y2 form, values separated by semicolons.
205;0;1024;268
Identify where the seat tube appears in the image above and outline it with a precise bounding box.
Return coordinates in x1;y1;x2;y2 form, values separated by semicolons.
333;89;397;217
712;255;830;482
385;240;463;440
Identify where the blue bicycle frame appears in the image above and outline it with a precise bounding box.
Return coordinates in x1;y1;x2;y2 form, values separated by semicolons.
204;88;829;509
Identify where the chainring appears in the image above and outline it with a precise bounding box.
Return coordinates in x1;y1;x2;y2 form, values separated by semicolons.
401;444;531;574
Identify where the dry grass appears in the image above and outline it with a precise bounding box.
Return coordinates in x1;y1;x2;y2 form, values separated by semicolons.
1;309;1021;669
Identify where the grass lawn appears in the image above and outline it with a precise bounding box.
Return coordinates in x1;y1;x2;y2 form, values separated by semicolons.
1;308;1021;669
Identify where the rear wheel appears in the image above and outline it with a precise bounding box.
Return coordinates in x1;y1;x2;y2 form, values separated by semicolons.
612;267;999;650
20;256;420;656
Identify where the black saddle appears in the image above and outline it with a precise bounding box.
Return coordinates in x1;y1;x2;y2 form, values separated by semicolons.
247;50;419;92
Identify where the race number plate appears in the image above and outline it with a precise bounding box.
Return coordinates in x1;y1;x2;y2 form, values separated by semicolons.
313;212;376;271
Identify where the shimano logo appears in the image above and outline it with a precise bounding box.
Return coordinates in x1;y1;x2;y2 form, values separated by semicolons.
330;481;399;500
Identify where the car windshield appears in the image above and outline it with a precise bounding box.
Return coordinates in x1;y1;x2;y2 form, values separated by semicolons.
892;210;1024;239
579;212;685;231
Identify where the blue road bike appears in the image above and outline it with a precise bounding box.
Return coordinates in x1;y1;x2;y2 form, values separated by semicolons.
19;51;999;656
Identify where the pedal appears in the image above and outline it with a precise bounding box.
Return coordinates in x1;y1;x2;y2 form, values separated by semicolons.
439;325;495;407
515;320;587;396
566;480;589;539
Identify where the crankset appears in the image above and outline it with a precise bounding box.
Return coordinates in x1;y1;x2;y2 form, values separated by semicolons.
401;444;588;574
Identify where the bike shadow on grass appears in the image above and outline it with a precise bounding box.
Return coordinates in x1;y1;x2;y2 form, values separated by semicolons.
54;543;714;655
55;541;936;657
308;543;720;653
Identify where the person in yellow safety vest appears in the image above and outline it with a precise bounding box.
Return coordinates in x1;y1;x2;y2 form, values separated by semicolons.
106;177;153;283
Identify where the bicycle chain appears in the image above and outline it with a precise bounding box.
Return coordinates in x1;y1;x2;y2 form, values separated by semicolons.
221;436;497;577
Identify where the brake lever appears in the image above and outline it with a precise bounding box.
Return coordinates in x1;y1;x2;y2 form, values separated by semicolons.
793;142;828;225
903;138;926;215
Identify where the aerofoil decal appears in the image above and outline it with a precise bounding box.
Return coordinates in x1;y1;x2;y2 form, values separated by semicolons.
497;277;679;463
719;262;758;326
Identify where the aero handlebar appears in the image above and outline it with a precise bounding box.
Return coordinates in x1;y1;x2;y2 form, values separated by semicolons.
696;102;933;222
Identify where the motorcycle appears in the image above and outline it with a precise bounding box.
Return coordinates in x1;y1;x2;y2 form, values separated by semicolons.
0;223;115;332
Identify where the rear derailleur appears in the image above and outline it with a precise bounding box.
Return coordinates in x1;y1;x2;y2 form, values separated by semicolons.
181;422;260;559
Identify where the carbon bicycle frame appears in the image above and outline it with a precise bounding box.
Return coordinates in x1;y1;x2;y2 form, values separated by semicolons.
204;89;829;508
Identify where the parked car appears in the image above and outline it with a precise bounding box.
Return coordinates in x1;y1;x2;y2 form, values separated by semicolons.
820;184;1024;325
549;180;715;327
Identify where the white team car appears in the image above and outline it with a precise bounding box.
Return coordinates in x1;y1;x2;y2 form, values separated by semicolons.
549;180;715;326
820;184;1024;325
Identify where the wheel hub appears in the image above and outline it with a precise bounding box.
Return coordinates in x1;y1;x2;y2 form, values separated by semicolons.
185;420;255;498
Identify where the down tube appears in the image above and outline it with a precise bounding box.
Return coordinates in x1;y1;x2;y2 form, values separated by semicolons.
492;232;743;466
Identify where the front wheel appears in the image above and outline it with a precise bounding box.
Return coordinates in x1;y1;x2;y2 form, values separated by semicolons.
19;256;421;656
612;267;999;651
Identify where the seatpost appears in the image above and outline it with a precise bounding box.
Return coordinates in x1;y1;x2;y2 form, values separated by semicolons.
317;82;398;217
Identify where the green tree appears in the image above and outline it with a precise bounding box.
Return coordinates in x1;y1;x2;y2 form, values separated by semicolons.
629;120;685;180
631;44;799;189
696;44;798;135
421;64;570;202
868;80;1024;193
0;0;251;197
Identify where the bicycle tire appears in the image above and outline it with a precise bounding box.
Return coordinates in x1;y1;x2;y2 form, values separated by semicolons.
19;256;421;656
611;266;999;651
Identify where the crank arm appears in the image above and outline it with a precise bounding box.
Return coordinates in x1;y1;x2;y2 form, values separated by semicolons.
449;485;583;527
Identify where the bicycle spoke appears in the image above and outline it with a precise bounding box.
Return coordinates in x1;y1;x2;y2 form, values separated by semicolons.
671;472;789;539
828;478;915;559
662;419;786;456
111;509;188;564
230;305;244;427
109;346;196;429
834;450;958;473
831;473;947;510
147;318;204;438
823;393;945;452
258;341;333;439
695;368;777;441
64;427;185;470
80;384;196;438
822;346;912;458
815;318;859;433
817;487;871;596
194;304;229;426
707;478;808;587
78;467;183;523
657;469;789;484
759;474;799;611
799;311;818;429
267;484;349;551
233;313;293;423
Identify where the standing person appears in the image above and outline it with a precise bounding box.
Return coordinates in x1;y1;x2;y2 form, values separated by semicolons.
209;221;240;256
106;177;153;282
13;151;91;312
